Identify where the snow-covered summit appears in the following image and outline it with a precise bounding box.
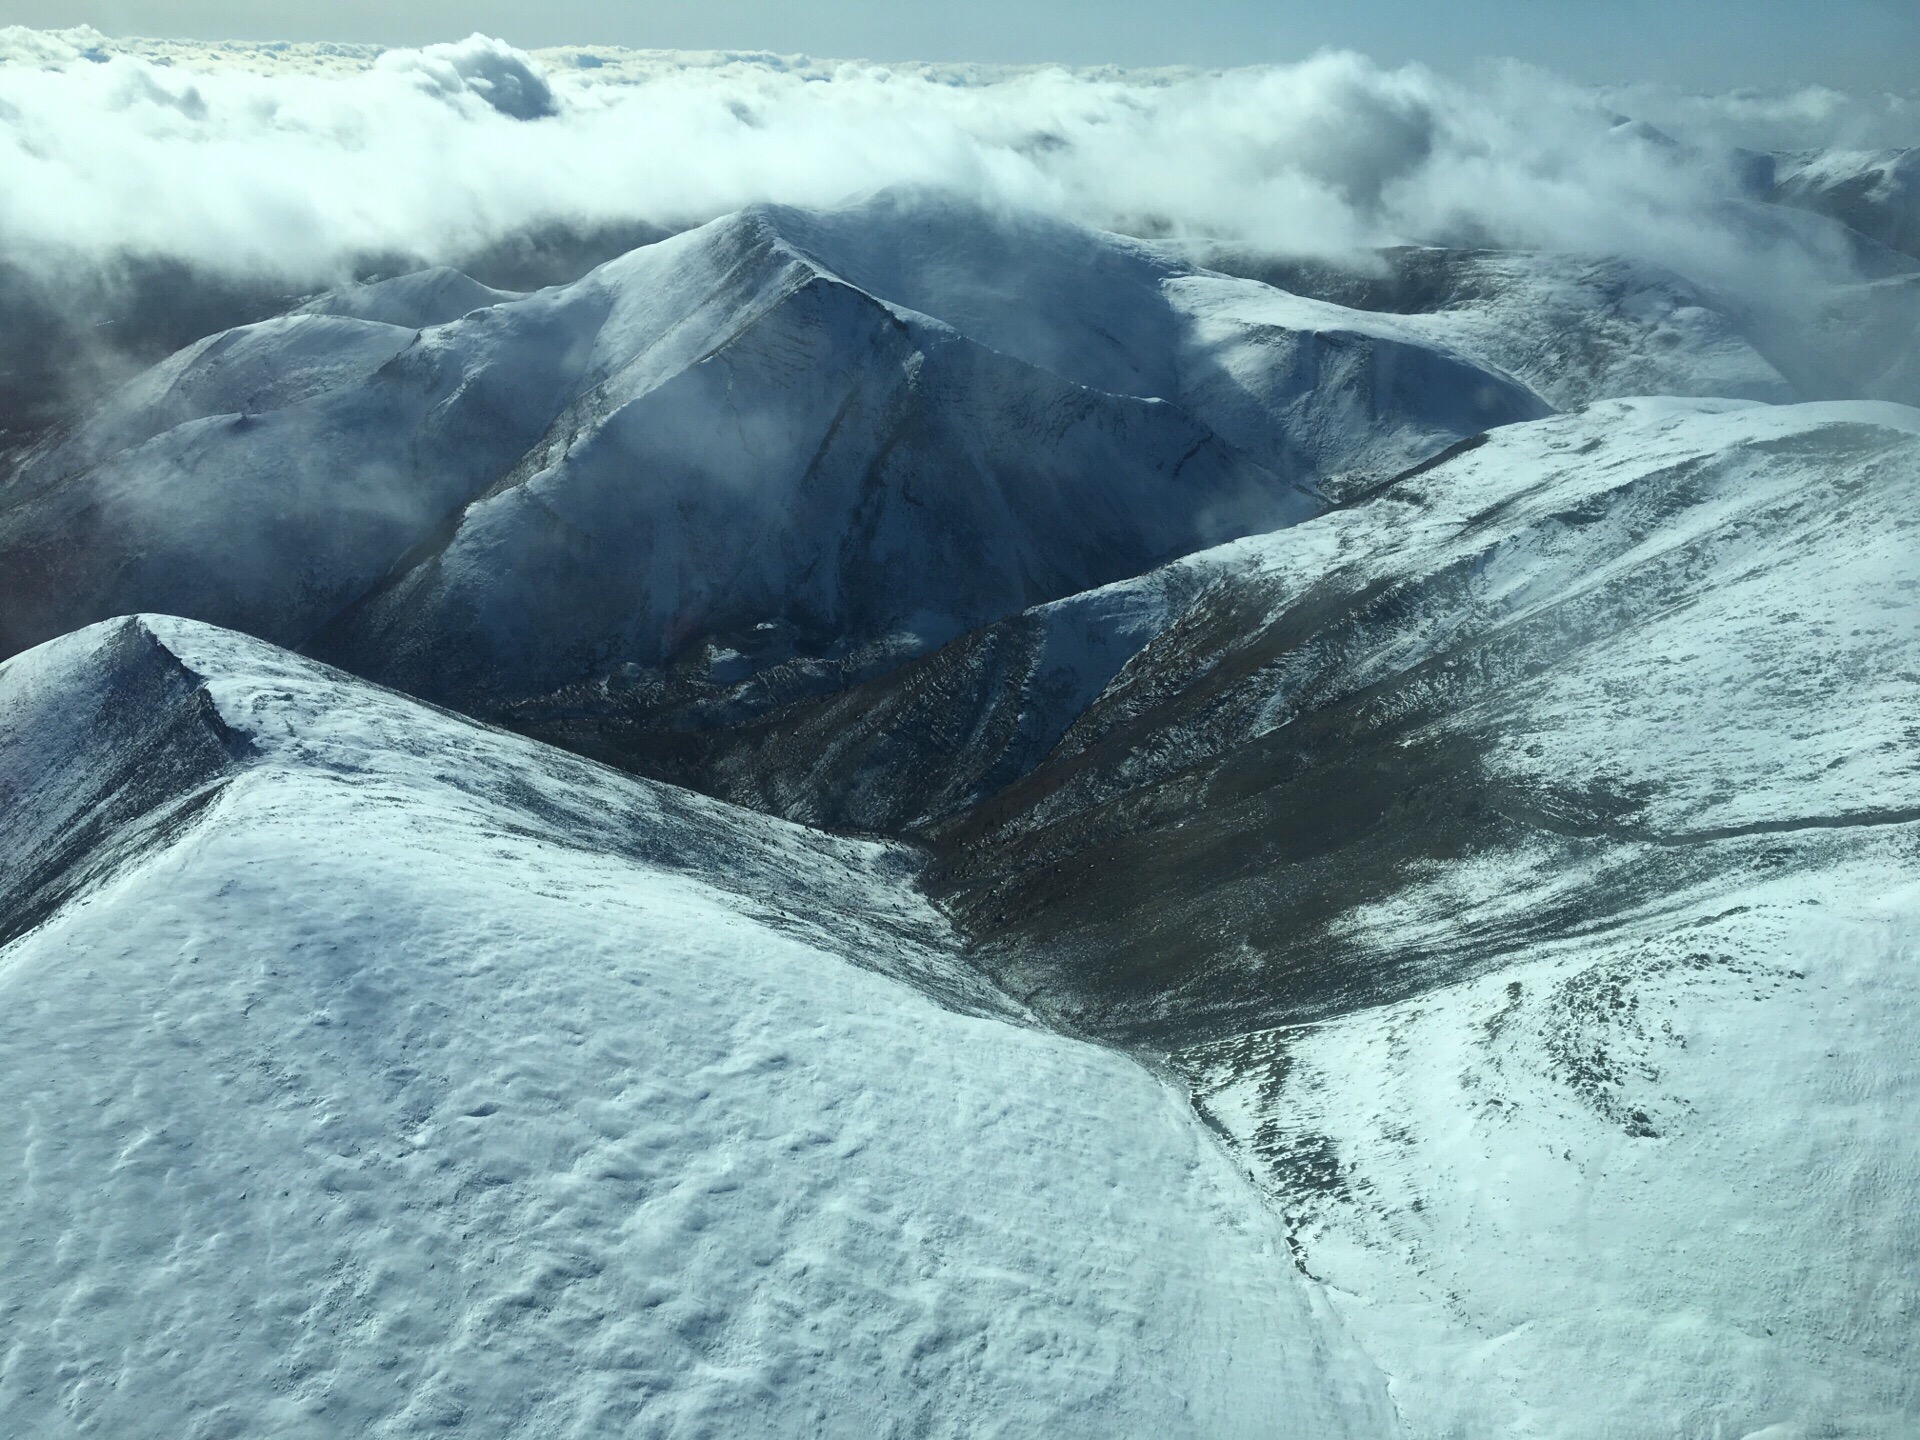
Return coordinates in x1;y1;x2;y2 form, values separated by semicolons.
0;614;1399;1437
0;188;1551;733
296;265;525;329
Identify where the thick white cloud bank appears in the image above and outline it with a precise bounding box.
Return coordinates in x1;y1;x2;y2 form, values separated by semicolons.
1;25;1911;296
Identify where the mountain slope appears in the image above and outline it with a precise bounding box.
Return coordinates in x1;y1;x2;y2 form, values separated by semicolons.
1194;242;1808;408
630;394;1920;1435
1772;147;1920;263
730;190;1552;492
0;615;1399;1439
315;256;1311;712
1184;840;1920;1438
0;190;1551;734
6;176;1917;1439
783;398;1920;1038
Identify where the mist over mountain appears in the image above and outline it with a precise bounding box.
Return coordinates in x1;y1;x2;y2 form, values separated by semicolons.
2;24;1917;1440
3;27;1914;455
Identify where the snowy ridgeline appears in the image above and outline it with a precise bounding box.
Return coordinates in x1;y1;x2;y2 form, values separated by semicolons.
0;185;1918;1438
1;394;1915;1437
625;396;1920;1437
0;616;1399;1437
0;188;1597;712
7;188;1912;757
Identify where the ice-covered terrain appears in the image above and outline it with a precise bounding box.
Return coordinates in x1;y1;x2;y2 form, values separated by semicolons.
0;616;1400;1437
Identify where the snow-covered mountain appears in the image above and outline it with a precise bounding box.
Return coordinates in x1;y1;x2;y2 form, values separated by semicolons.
612;395;1920;1008
635;395;1920;1434
15;188;1916;752
0;615;1401;1438
1189;242;1798;409
0;190;1554;722
4;174;1920;1438
1770;147;1920;263
296;265;525;329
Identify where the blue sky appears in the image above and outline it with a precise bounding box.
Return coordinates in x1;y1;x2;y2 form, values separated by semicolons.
23;0;1920;91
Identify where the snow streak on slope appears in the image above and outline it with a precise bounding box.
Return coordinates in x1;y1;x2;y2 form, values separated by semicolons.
0;616;1398;1438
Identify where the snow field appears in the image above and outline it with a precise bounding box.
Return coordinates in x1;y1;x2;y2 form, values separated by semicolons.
0;618;1396;1438
1189;851;1920;1437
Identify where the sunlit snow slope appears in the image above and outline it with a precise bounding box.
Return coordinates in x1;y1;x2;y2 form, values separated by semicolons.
0;616;1398;1438
641;397;1920;1436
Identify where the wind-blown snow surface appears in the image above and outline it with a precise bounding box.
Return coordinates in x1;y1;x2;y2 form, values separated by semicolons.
0;616;1398;1438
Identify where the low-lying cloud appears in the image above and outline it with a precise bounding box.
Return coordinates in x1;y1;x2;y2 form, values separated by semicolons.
0;25;1913;302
